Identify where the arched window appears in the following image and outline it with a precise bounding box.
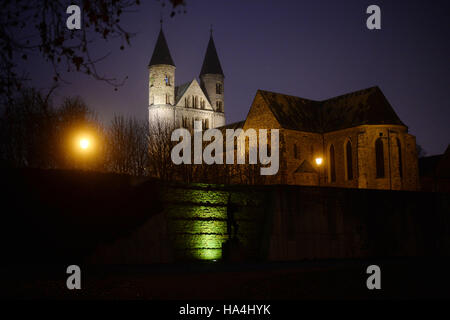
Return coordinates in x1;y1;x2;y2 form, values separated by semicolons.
329;144;336;182
375;138;385;178
397;138;403;178
346;141;353;180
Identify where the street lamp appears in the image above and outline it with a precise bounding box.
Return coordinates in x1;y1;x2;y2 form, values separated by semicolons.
71;132;97;169
315;157;323;186
79;138;90;150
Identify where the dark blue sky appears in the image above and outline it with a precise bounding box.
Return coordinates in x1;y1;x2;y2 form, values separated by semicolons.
25;0;450;155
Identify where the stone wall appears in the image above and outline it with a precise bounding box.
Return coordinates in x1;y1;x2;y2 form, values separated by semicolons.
267;185;449;260
2;169;445;264
93;182;449;263
148;64;175;106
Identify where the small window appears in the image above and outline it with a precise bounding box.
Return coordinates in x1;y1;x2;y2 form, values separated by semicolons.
375;138;385;178
165;75;170;86
216;83;222;94
194;96;198;108
216;101;223;112
182;117;188;128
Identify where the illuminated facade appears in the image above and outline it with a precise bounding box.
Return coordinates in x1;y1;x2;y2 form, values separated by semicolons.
148;28;225;130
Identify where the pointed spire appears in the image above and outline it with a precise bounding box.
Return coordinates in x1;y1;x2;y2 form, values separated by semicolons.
200;31;224;76
149;28;175;67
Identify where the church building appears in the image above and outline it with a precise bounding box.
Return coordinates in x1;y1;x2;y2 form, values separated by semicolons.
146;27;419;191
148;27;225;130
232;87;420;191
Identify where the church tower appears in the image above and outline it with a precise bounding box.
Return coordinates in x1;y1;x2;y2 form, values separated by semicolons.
200;31;225;116
148;27;176;126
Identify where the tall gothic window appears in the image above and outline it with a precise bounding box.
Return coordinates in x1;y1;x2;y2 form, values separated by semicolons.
397;138;403;178
346;141;353;180
375;138;385;178
329;144;336;182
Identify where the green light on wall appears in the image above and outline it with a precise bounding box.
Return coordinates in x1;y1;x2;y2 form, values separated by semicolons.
192;248;222;260
164;186;264;261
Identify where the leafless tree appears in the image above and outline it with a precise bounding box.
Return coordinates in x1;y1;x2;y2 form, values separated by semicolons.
0;89;101;169
147;118;177;181
0;0;187;104
106;115;149;176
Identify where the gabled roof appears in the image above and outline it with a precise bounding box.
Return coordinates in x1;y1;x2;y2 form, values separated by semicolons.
258;90;321;132
200;35;224;76
149;29;175;67
174;79;213;109
175;81;192;104
321;87;405;132
294;160;317;174
258;86;405;133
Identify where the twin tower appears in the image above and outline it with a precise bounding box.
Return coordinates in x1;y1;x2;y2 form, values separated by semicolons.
148;28;226;130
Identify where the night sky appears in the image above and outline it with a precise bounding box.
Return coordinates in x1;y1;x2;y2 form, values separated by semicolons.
23;0;450;156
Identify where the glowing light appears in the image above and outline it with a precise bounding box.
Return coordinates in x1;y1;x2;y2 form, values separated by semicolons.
315;157;323;166
79;138;90;150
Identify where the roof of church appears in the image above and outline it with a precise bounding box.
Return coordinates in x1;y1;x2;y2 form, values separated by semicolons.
200;35;224;76
175;81;192;103
258;86;405;133
149;29;175;67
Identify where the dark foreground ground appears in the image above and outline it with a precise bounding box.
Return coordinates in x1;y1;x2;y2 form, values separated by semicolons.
2;258;450;300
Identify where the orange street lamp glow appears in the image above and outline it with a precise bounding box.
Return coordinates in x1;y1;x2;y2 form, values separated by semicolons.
315;157;323;166
79;138;90;150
